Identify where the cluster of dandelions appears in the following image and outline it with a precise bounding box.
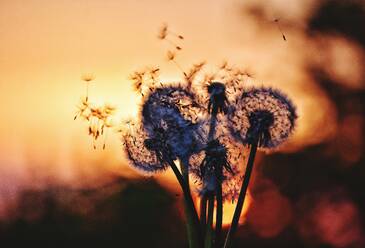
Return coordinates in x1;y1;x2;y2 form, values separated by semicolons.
120;60;297;248
74;24;297;248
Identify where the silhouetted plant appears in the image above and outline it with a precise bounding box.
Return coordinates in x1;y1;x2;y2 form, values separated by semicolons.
74;24;298;248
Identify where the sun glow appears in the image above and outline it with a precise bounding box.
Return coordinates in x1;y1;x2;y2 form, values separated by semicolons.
194;193;252;226
0;0;354;228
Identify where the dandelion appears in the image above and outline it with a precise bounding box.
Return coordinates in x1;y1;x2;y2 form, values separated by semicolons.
141;86;203;160
228;87;297;148
190;115;245;246
140;84;210;247
191;139;233;247
197;79;231;245
191;140;235;195
191;119;245;199
224;87;297;247
122;121;168;173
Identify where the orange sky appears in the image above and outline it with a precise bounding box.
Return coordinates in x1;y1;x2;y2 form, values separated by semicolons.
2;0;364;219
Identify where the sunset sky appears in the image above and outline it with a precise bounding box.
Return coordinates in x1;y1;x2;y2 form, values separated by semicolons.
1;0;364;228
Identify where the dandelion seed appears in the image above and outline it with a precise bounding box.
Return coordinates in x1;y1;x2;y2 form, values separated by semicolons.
166;50;176;61
150;67;160;74
158;23;168;40
168;30;184;40
74;97;91;121
82;74;95;82
274;18;287;41
219;60;228;70
243;70;254;78
82;74;95;101
184;61;206;85
75;99;116;149
130;71;144;93
130;68;162;97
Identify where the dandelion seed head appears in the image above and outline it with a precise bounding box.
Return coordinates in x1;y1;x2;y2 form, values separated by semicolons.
228;87;297;148
141;85;204;159
190;120;245;200
142;85;203;125
122;121;168;174
207;82;228;115
196;62;250;109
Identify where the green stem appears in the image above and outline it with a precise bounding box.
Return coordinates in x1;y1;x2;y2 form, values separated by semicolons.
168;160;202;248
223;140;258;248
200;194;208;235
205;194;215;248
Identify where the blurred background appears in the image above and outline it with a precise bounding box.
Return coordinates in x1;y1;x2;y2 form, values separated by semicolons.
0;0;364;247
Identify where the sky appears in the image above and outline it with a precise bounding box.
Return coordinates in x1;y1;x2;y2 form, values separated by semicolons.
1;0;364;228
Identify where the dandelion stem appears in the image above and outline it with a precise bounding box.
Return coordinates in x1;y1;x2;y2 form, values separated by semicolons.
208;115;217;141
180;159;198;247
207;109;223;247
168;160;202;248
103;128;108;150
224;138;258;248
181;158;190;190
86;83;89;101
205;193;215;248
200;194;208;234
215;182;223;247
